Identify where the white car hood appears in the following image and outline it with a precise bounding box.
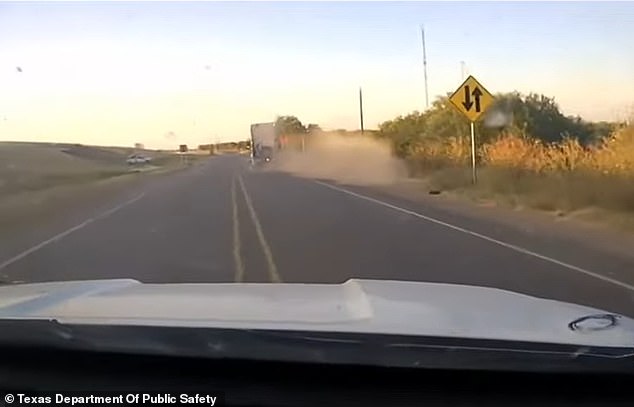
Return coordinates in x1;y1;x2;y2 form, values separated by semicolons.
0;278;632;348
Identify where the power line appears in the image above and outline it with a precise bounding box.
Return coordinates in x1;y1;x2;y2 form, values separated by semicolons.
421;25;429;109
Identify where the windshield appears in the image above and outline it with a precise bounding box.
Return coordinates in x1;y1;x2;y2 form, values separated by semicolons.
1;1;634;350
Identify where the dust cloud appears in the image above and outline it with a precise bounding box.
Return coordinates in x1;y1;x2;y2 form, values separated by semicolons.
268;132;408;186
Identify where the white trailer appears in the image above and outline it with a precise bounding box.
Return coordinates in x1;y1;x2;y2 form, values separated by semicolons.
250;122;277;163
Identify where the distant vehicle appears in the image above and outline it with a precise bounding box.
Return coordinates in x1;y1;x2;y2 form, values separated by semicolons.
127;154;151;165
250;122;277;164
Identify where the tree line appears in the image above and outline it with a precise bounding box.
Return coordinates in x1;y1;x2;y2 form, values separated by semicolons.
270;92;623;157
376;92;624;159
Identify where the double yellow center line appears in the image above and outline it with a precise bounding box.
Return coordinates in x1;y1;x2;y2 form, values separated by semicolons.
231;174;281;283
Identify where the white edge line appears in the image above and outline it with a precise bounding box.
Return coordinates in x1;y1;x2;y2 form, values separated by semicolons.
314;181;634;292
0;193;146;271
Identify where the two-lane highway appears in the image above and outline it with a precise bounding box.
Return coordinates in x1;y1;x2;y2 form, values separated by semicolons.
2;154;634;317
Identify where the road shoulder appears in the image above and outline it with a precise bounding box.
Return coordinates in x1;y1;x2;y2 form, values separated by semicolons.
368;179;634;261
0;161;209;263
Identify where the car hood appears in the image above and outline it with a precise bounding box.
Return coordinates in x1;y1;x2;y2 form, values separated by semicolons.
0;278;632;348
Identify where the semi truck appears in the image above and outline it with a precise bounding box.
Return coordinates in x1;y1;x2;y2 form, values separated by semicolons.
250;122;277;164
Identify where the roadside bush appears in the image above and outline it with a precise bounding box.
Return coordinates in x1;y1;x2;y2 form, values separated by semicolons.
476;168;634;213
402;123;634;214
476;128;634;213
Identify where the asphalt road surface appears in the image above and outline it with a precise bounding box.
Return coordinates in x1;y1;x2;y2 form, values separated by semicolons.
2;155;634;317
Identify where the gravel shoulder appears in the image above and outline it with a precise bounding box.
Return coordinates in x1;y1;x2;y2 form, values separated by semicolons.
375;178;634;261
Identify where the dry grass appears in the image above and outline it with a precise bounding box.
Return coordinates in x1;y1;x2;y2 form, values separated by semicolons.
0;142;129;195
407;125;634;218
481;127;634;174
0;142;198;196
0;144;210;238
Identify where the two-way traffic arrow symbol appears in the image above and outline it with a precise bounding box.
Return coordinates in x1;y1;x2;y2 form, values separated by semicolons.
461;86;483;112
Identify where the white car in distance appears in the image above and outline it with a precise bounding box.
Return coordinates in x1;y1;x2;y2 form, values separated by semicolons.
126;154;152;165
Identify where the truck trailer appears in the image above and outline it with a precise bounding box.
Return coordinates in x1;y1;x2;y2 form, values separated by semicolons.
250;122;277;164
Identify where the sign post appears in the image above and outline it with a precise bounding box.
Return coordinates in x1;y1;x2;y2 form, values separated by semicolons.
470;121;476;184
448;75;494;184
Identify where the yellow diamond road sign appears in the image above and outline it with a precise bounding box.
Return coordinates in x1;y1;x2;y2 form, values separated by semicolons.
449;75;494;122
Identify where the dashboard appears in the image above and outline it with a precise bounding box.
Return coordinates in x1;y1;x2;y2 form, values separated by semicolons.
2;346;634;406
1;321;633;406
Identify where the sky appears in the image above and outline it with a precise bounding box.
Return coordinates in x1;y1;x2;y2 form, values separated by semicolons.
1;1;633;149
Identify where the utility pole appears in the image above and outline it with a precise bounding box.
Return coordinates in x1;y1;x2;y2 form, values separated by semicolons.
359;87;365;134
421;25;429;109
